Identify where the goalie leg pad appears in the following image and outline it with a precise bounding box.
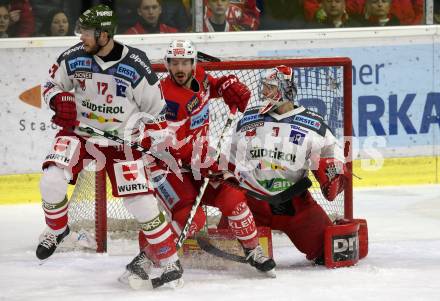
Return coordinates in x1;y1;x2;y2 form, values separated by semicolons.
353;218;369;259
324;221;360;268
273;193;332;260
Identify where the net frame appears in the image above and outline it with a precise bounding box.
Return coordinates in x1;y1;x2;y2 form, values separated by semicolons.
67;57;353;253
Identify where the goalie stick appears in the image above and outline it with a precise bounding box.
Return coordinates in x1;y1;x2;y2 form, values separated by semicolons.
221;176;312;205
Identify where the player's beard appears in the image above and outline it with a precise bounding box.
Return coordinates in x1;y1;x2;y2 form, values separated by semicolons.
171;70;192;87
83;42;100;55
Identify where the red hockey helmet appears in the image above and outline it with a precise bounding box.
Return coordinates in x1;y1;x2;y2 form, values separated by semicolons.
258;65;297;114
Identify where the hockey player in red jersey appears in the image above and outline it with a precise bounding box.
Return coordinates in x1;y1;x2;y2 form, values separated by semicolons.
141;39;276;275
228;65;368;267
37;4;182;288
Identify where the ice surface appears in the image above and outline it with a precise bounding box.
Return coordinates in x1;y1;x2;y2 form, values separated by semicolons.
1;185;439;301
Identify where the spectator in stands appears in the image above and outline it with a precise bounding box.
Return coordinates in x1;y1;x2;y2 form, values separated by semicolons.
0;3;10;38
360;0;399;26
8;0;35;37
204;0;259;31
304;0;423;25
435;0;440;24
307;0;360;28
160;0;191;32
38;9;71;36
258;0;305;30
125;0;178;34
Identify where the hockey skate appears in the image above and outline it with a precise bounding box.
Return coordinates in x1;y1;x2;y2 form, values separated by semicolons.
36;226;71;260
244;245;276;278
120;251;184;290
118;251;153;286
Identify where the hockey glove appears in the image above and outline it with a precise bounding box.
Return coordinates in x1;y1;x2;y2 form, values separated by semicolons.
50;92;77;129
217;75;251;113
312;158;346;202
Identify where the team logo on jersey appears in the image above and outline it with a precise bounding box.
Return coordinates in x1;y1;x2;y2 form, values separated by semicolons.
116;64;140;83
202;78;209;91
245;128;256;138
289;129;306;145
186;96;200;114
293;115;321;130
249;147;296;163
272;127;279;137
152;174;180;209
114;78;128;97
68;57;92;72
114;161;149;196
190;104;209;129
237;111;264;132
257;178;292;192
53;137;71;152
165;100;179;121
122;163;138;181
77;79;86;91
257;160;286;171
74;71;92;79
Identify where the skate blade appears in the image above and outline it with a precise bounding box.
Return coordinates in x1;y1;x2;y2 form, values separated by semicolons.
163;278;184;289
264;268;276;278
128;275;153;290
117;270;130;285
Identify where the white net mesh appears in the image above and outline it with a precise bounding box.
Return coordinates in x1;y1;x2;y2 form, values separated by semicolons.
67;58;350;250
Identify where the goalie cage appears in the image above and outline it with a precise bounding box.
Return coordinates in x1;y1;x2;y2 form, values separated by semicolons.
67;57;353;253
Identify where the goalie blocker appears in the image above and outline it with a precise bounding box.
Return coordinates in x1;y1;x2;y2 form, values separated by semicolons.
324;218;368;268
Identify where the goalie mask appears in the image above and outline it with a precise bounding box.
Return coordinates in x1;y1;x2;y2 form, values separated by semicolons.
258;65;297;114
164;39;197;70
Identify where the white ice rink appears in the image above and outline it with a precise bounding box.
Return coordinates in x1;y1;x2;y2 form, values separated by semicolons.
1;185;439;301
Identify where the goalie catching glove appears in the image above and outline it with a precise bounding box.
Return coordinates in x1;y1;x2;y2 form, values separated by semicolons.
312;158;346;201
217;75;251;113
49;92;77;129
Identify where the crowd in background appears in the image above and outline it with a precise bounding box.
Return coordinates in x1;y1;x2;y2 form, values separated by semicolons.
0;0;439;38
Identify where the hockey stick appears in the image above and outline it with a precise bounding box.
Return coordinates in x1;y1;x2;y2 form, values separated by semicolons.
75;121;181;176
176;107;238;250
196;234;248;263
197;51;221;63
221;177;313;205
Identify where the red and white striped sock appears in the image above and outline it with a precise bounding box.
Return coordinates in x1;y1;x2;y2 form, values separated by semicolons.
42;196;69;235
139;212;178;266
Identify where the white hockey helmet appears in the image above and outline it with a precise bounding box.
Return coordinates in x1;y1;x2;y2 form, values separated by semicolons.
164;39;197;69
258;65;297;114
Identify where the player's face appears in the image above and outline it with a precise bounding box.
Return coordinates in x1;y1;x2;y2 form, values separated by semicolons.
51;12;69;36
138;0;161;26
168;58;193;87
367;0;391;19
79;28;100;54
262;82;280;101
322;0;345;18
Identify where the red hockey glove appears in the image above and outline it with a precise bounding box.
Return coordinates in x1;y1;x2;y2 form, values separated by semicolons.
217;75;251;113
312;158;346;201
50;92;77;128
199;161;224;180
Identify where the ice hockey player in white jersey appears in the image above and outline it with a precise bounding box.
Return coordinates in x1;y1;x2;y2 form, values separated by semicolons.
228;65;356;266
37;4;182;288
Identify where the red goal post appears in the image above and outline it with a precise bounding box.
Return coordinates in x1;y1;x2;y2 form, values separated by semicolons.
68;57;353;253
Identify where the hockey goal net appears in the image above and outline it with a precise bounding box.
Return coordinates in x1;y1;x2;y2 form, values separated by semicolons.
68;57;353;252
